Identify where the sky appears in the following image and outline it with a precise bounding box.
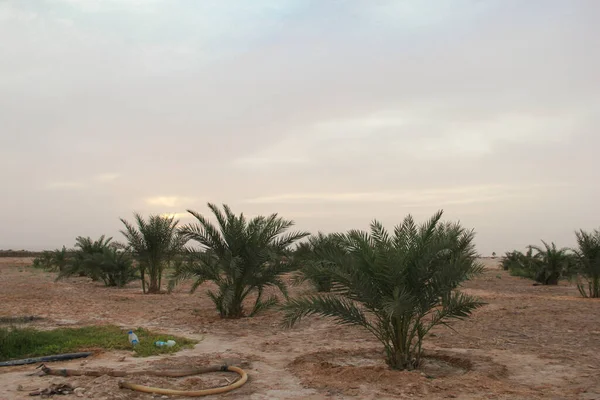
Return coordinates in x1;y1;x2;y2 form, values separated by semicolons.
1;0;599;254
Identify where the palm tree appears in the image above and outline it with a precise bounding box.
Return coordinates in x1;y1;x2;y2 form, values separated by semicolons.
573;228;600;298
120;213;185;294
33;246;70;272
500;247;541;280
55;235;136;287
169;203;309;318
292;232;346;292
529;241;572;285
282;210;484;371
55;235;112;280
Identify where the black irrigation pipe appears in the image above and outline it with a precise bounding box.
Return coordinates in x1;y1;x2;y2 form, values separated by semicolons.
0;352;92;367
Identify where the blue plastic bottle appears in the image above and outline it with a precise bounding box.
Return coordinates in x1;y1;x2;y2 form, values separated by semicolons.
128;330;139;346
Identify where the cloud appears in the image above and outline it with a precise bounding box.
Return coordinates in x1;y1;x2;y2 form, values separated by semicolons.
0;0;598;256
50;0;164;13
233;107;585;169
145;196;195;208
94;173;120;183
243;183;566;206
233;156;312;168
44;181;85;190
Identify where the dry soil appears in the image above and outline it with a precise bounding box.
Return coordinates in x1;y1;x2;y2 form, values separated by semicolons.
0;257;599;399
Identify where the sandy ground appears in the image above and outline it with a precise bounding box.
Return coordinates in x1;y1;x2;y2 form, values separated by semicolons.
0;257;599;399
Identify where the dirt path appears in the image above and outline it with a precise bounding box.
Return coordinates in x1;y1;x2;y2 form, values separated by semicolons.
1;258;599;399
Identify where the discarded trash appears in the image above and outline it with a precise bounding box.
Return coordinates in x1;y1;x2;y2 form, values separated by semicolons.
155;340;176;347
128;330;139;346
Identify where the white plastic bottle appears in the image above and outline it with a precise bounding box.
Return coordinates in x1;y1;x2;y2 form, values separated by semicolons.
128;330;139;346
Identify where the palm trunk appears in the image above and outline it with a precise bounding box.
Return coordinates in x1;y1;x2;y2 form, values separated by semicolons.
146;261;162;294
386;317;413;370
140;267;146;294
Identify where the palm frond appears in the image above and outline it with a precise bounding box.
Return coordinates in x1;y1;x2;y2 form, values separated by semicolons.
282;295;371;329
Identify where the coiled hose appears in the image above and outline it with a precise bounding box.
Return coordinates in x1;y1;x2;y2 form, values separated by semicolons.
40;364;247;397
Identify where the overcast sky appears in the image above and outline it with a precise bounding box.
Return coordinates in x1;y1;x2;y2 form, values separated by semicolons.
1;0;598;254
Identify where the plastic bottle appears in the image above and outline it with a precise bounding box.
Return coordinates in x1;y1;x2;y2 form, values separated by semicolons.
155;340;176;347
128;330;139;346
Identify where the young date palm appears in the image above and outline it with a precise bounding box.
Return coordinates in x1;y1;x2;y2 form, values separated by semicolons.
120;214;185;294
292;232;346;292
573;228;600;298
56;235;112;280
169;203;309;318
501;247;540;280
282;210;484;370
529;241;572;285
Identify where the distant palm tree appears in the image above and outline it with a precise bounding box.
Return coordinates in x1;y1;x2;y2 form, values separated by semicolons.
529;241;572;285
282;211;484;370
292;232;346;292
169;203;309;318
120;214;185;294
55;235;137;287
71;235;113;278
33;246;70;272
573;228;600;298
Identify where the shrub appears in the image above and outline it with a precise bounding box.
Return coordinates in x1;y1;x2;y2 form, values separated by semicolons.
573;228;600;298
282;210;484;370
170;203;309;318
120;214;186;294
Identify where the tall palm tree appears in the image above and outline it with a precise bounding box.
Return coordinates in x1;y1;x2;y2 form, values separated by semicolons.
169;203;309;318
120;213;185;294
574;228;600;298
282;211;484;370
529;241;572;285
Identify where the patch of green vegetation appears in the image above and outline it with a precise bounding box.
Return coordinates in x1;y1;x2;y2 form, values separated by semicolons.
0;325;196;362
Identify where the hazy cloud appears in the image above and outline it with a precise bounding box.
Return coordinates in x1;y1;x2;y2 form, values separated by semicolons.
1;0;599;253
94;173;120;183
44;181;86;190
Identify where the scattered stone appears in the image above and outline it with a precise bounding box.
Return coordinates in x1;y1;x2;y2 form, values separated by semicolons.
29;383;75;397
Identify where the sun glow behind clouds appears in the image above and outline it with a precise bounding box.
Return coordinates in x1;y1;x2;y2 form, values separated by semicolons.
145;196;195;208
